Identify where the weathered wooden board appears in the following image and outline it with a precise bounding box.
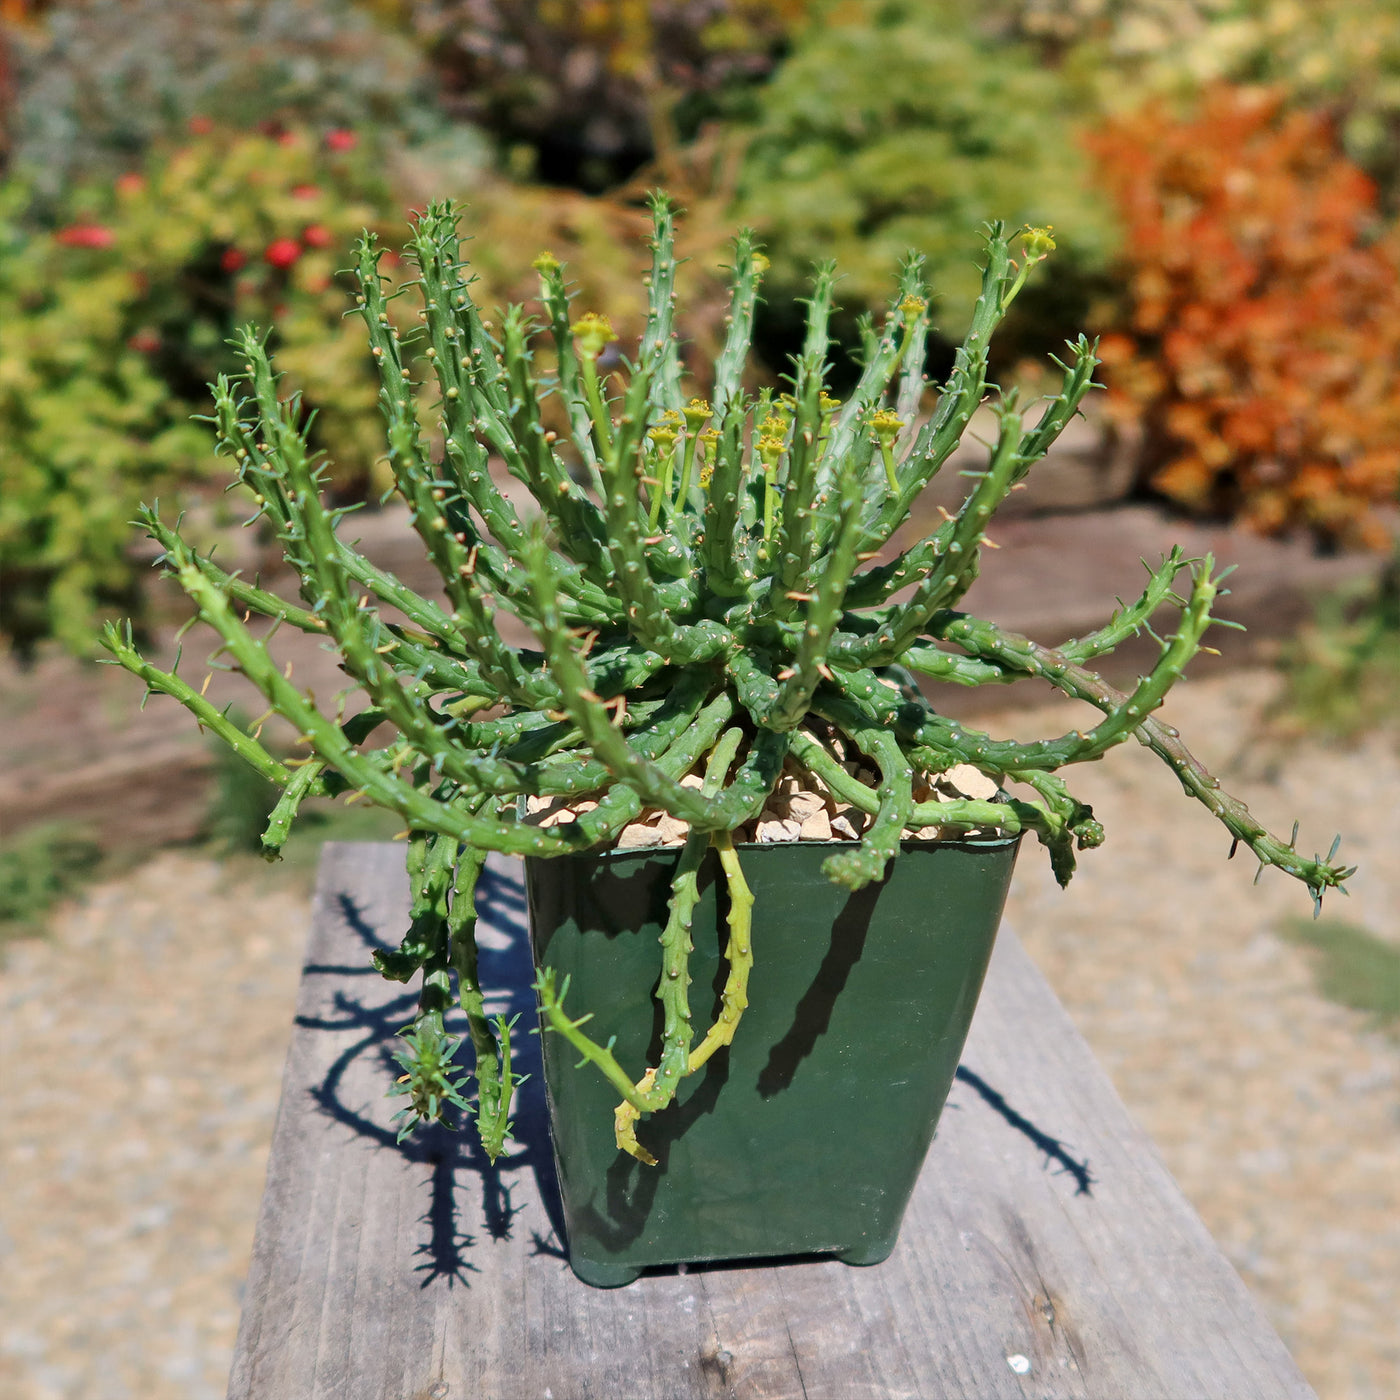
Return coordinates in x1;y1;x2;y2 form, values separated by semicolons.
227;843;1317;1400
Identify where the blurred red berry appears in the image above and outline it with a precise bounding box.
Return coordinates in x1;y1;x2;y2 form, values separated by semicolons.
302;223;333;249
221;247;247;273
325;129;357;152
188;115;214;135
264;238;302;270
290;183;320;200
276;131;298;148
127;330;161;354
56;223;115;249
114;173;145;197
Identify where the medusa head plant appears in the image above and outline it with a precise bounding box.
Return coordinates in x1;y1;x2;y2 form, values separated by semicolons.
102;195;1351;1164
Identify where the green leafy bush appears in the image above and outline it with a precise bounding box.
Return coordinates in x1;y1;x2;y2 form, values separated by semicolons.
0;126;404;657
0;822;102;952
1276;555;1400;741
0;113;747;658
1279;915;1400;1032
732;0;1116;354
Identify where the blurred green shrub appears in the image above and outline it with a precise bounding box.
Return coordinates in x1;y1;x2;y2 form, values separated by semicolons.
7;0;441;208
0;821;102;952
0;117;746;658
730;0;1116;355
1275;555;1400;742
0;126;405;658
1279;914;1400;1032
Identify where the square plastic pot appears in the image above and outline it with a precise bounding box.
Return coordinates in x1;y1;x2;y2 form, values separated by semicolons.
526;832;1022;1287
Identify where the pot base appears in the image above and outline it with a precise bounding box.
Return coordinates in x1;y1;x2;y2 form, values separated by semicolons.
569;1257;642;1289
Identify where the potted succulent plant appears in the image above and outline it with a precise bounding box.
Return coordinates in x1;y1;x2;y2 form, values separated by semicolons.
103;196;1351;1287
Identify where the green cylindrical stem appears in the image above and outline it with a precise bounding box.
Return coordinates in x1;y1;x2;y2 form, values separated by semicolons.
639;191;685;414
811;694;916;891
686;832;754;1070
261;760;324;859
98;621;299;792
712;231;765;420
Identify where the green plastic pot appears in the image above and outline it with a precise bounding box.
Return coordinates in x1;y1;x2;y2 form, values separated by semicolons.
526;832;1022;1287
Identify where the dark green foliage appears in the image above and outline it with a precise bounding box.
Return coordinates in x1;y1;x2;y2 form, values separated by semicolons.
0;822;102;952
1279;917;1400;1032
401;0;793;191
104;196;1351;1161
732;0;1115;353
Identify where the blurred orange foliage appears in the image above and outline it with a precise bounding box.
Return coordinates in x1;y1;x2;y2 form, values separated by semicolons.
1089;85;1400;548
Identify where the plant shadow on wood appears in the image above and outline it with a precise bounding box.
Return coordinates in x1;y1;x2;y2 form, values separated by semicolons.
294;862;568;1288
756;878;882;1098
951;1066;1095;1196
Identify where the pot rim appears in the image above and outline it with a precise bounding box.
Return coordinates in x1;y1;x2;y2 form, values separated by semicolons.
532;828;1026;864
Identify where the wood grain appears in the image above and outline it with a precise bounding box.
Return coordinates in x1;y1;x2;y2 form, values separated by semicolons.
227;843;1317;1400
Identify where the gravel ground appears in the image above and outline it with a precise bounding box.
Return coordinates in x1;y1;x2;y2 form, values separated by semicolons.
997;669;1400;1400
1;667;1397;1400
0;857;311;1400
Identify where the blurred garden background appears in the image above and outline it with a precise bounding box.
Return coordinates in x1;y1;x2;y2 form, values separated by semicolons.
0;2;1398;1397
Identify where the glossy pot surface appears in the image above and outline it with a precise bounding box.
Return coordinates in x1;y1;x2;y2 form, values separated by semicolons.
527;834;1021;1287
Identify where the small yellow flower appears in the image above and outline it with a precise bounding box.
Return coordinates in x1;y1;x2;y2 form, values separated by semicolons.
759;407;790;438
868;409;904;447
532;250;561;275
572;312;617;358
1020;226;1056;261
898;294;927;323
682;397;712;428
757;432;786;467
